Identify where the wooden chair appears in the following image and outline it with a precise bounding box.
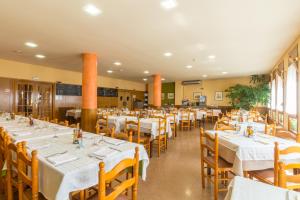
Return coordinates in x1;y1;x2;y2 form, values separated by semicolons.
206;110;214;123
214;120;233;131
278;162;300;190
112;131;133;143
96;115;109;130
0;129;11;197
275;130;300;143
7;141;24;200
169;114;177;138
152;118;167;157
17;148;46;200
125;119;150;156
200;128;234;200
248;142;300;187
97;147;139;200
70;123;80;129
58;120;69;126
265;123;276;136
180;111;191;130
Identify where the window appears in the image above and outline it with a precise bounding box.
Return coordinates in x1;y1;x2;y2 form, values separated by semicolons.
276;75;284;111
286;64;297;115
271;79;276;110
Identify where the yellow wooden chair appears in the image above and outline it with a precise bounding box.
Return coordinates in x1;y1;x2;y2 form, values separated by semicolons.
152;118;168;157
278;162;300;190
200;128;234;200
180;111;191;130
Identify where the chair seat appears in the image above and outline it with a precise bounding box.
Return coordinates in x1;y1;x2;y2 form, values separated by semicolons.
115;133;130;141
204;156;233;170
24;188;47;200
132;136;150;144
87;187;128;200
248;168;274;184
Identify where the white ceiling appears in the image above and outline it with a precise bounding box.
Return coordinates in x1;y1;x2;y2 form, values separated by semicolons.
0;0;300;82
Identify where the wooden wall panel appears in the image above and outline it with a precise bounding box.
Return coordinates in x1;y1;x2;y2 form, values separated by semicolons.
0;77;13;112
97;97;118;108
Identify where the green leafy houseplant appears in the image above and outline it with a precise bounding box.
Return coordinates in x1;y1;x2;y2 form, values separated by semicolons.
225;75;270;110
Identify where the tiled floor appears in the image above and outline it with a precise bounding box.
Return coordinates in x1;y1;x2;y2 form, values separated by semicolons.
138;126;226;200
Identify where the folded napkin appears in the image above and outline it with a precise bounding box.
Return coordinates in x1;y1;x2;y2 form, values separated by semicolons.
12;131;33;137
89;147;117;158
253;139;270;145
47;153;78;166
104;138;126;146
29;143;50;150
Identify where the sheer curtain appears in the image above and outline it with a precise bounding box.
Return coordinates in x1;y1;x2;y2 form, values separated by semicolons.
271;79;276;110
286;64;297;115
276;75;283;111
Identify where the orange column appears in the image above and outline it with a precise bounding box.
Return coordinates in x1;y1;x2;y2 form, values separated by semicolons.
81;53;98;132
153;74;162;107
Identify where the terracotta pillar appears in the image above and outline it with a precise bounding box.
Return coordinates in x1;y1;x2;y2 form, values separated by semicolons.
153;74;162;107
81;53;98;132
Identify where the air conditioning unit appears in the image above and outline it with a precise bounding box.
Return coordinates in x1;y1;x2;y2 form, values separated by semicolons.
182;80;202;85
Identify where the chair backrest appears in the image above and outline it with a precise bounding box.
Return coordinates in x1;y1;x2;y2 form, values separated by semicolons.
58;120;69;126
125;118;140;143
50;118;58;124
278;162;300;190
274;142;300;186
157;118;167;138
97;114;109;129
7;141;24;200
18;149;39;200
181;112;190;121
200;128;219;168
265;123;276;136
98;147;139;200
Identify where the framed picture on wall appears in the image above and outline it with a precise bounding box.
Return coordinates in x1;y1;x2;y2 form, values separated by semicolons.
193;92;202;100
215;91;223;101
168;93;174;99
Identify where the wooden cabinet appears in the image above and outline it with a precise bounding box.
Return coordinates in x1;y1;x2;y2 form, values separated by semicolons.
14;80;53;118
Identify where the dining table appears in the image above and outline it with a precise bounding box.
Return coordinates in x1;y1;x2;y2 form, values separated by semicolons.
225;176;300;200
205;129;300;176
107;115;173;138
0;115;150;200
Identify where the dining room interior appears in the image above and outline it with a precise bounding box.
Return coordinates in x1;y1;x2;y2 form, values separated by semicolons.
1;1;300;200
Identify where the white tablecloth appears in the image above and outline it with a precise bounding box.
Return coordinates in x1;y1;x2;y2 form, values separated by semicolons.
66;109;82;119
225;176;300;200
206;130;300;175
229;121;266;134
0;116;149;200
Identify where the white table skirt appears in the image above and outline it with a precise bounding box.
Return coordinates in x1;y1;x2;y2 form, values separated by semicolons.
225;176;300;200
66;109;82;119
206;130;300;175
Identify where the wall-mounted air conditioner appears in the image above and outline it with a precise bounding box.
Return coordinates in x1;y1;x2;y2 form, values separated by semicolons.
181;80;202;85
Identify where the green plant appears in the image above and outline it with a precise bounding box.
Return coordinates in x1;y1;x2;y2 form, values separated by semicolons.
225;75;270;110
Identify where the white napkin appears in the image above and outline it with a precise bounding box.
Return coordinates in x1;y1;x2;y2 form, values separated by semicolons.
47;153;78;166
29;142;50;150
12;131;33;137
89;147;117;158
104;137;126;146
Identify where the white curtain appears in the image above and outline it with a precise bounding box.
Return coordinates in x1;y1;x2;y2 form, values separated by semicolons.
286;64;297;115
276;75;284;111
271;79;276;110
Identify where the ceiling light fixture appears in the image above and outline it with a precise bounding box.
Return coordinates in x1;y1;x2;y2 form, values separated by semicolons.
144;70;149;74
143;78;148;81
107;70;113;73
35;54;45;59
114;61;122;66
161;78;166;81
25;42;38;48
160;0;178;10
83;4;102;16
164;52;172;57
185;65;192;69
208;55;216;59
202;74;208;78
222;71;228;74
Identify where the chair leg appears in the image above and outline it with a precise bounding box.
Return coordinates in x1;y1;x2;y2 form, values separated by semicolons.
158;139;160;157
214;169;218;200
201;161;205;189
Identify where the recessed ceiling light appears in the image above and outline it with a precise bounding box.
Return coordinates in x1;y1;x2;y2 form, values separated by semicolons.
161;78;166;81
144;70;149;74
164;52;172;57
114;62;122;66
185;65;193;69
160;0;178;10
35;54;45;59
222;71;228;74
107;70;113;73
208;55;216;59
83;4;102;16
143;78;148;81
202;74;208;78
25;42;38;48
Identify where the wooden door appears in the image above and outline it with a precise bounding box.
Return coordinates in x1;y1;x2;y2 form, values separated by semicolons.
15;80;34;116
35;83;53;118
